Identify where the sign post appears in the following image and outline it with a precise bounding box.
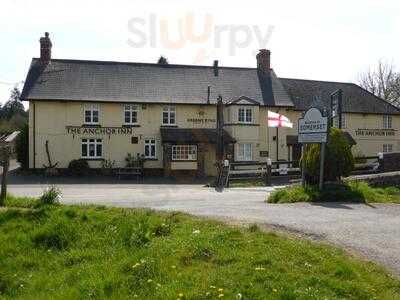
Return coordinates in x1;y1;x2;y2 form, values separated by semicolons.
298;108;328;190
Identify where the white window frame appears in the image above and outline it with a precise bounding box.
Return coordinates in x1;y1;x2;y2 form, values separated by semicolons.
237;143;252;161
124;105;138;125
163;106;176;125
383;115;392;129
84;104;99;125
81;138;103;159
144;138;157;159
238;107;252;123
172;145;197;161
383;144;393;153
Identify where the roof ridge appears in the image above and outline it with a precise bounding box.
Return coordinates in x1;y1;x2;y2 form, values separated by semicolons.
32;57;257;71
278;77;353;85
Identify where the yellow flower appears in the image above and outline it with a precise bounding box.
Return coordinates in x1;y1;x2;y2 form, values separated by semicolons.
218;288;224;292
210;285;216;289
178;293;184;297
273;288;277;292
171;265;176;269
218;294;224;298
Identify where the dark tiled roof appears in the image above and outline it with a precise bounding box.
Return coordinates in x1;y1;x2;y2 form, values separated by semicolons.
280;78;400;115
21;59;293;107
160;128;235;144
21;58;400;115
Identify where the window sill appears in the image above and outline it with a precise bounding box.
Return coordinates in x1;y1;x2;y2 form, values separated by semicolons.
144;158;158;161
82;124;101;128
81;158;105;161
171;160;197;162
161;124;178;128
122;124;141;128
225;123;259;126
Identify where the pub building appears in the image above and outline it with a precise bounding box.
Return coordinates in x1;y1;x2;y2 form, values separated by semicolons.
21;33;400;177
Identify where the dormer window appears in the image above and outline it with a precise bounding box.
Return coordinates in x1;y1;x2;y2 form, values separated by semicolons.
84;104;99;125
238;107;252;123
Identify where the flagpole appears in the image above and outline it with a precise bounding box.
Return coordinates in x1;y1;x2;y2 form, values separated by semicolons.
276;127;279;161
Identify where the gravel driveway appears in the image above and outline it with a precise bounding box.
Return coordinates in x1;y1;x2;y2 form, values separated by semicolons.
8;183;400;275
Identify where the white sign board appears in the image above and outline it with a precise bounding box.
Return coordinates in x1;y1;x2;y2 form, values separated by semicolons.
298;108;328;143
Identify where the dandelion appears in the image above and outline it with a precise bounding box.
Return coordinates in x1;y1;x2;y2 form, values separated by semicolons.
178;292;184;298
218;288;224;292
273;288;277;292
132;263;141;269
218;294;224;298
192;229;200;234
210;285;216;289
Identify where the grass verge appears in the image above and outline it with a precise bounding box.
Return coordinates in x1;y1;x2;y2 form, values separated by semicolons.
267;181;400;204
1;196;400;299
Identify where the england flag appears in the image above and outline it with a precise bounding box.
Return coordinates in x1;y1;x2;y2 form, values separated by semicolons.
267;111;293;128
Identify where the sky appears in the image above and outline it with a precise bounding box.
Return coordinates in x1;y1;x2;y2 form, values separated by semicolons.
1;0;400;106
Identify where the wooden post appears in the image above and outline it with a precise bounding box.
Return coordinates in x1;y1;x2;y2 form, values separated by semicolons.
319;143;326;191
0;153;10;206
301;144;306;187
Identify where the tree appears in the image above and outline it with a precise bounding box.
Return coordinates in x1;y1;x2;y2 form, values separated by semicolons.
302;128;354;184
358;60;400;107
0;87;27;129
157;56;169;65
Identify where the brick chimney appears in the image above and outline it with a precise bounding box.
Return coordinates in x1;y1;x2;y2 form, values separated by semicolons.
256;49;271;73
39;32;52;63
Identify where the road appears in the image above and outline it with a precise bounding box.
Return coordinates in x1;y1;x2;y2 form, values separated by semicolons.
8;183;400;276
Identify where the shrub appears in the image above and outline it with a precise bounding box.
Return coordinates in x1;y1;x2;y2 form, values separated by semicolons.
39;186;61;205
68;159;90;176
16;124;29;169
301;128;354;184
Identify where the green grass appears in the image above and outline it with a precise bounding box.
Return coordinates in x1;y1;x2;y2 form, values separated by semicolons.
229;180;266;188
267;181;400;204
1;197;400;299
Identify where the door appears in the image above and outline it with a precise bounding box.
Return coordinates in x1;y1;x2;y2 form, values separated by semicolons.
292;144;302;167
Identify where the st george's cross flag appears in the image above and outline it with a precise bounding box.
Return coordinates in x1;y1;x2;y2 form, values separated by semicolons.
267;111;293;128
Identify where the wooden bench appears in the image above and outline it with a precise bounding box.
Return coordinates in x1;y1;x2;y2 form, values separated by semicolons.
115;167;143;180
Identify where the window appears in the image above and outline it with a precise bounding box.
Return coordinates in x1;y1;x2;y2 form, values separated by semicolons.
383;115;392;129
172;145;197;161
383;144;393;153
237;143;252;161
238;107;252;123
124;105;138;124
163;106;176;125
81;139;102;158
334;114;346;128
144;139;156;159
84;104;99;124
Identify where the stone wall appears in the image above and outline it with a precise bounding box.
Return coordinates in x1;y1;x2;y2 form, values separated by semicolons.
346;171;400;187
379;152;400;172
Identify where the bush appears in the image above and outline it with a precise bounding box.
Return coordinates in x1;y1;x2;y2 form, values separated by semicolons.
39;186;61;205
16;124;29;169
267;181;400;204
68;159;90;176
301;128;354;184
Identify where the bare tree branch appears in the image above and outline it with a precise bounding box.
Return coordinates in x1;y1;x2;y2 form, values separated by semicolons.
358;60;400;107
